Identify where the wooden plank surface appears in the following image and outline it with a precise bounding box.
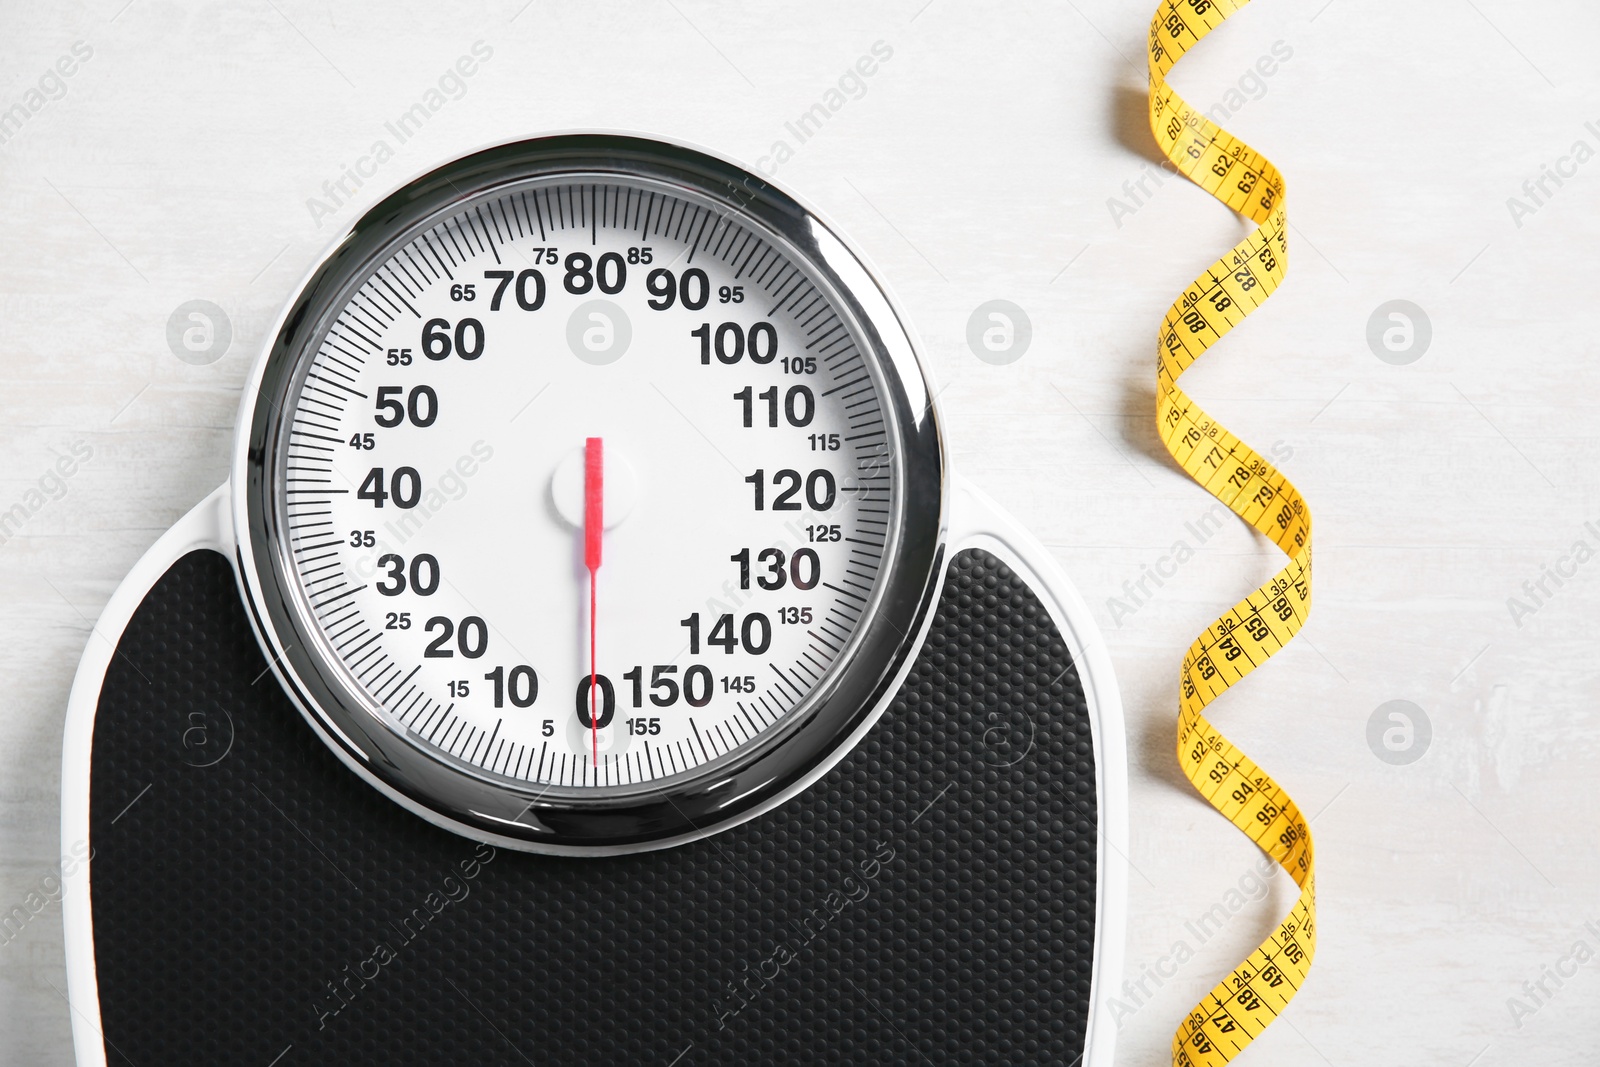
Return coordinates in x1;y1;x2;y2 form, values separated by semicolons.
1;1;1595;1063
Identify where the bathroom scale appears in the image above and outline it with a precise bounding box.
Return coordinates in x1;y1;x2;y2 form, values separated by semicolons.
60;134;1127;1065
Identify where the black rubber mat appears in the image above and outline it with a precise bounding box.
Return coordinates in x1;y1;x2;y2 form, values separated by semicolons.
88;547;1098;1065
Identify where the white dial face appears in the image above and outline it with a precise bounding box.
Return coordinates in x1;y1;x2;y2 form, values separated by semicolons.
276;176;898;793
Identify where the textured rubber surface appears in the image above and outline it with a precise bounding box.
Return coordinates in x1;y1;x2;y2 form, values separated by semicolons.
88;548;1098;1065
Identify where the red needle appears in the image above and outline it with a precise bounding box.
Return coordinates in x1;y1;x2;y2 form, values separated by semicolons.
584;437;604;769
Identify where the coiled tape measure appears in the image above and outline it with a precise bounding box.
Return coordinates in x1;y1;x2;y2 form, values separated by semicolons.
1148;0;1317;1062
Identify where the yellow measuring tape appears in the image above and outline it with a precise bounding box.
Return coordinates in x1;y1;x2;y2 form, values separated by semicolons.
1145;1;1316;1062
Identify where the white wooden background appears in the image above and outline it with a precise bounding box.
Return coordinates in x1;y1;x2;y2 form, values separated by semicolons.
3;1;1598;1063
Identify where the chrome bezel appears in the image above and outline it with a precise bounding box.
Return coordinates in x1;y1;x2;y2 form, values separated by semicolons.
232;134;945;853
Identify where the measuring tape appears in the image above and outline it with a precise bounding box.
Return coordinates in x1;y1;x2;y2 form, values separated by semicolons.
1145;1;1316;1062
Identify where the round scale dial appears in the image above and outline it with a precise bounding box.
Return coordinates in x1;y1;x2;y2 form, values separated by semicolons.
239;137;943;852
284;176;893;788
